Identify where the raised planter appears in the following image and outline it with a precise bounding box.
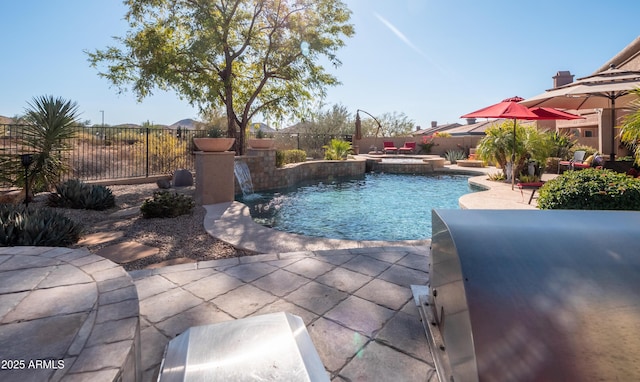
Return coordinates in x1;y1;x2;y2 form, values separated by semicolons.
193;138;235;152
248;138;275;149
456;159;486;168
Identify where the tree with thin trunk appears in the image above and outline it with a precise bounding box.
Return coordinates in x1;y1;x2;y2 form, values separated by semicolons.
86;0;354;154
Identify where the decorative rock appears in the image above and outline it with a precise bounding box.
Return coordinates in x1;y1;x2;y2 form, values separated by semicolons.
173;169;194;187
157;178;171;189
0;190;24;204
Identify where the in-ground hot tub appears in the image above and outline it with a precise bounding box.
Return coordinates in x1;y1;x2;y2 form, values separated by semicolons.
413;209;640;382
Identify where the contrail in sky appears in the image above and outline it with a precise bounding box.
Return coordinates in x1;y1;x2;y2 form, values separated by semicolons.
374;12;428;59
373;12;451;77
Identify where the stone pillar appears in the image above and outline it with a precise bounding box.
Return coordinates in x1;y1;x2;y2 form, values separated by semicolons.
195;151;235;205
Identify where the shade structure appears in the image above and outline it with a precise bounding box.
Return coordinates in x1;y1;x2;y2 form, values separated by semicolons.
521;65;640;159
461;97;581;188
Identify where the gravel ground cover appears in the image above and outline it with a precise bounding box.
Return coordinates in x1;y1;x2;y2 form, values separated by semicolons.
31;183;256;270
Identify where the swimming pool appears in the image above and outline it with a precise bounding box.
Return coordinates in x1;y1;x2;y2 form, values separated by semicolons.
237;173;481;241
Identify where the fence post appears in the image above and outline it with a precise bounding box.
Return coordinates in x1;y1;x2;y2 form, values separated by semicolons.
146;128;149;177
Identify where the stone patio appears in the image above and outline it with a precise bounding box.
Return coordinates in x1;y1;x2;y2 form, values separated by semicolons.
129;245;436;381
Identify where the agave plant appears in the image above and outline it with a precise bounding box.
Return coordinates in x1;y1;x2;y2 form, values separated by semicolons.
0;205;82;246
47;179;115;210
19;95;80;192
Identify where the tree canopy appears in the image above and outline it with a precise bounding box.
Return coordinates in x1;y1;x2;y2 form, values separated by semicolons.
87;0;354;154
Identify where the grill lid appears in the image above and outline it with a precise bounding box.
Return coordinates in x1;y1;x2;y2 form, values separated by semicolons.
416;209;640;382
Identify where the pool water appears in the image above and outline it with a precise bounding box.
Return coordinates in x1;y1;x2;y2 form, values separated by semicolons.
238;173;481;241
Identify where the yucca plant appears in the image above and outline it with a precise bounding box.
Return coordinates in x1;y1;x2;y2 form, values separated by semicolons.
47;179;115;210
0;205;82;246
18;95;80;193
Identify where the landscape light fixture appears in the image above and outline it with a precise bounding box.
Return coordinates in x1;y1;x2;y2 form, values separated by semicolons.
20;153;34;208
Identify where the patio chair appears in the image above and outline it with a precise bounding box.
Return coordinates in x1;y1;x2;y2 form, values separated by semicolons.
398;142;416;154
558;150;586;173
383;141;398;154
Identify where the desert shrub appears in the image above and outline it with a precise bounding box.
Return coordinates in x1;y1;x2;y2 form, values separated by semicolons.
143;133;188;174
276;149;307;167
323;139;351;160
487;172;506;181
444;150;466;164
47;179;115;210
0;205;82;246
140;191;194;218
537;168;640;210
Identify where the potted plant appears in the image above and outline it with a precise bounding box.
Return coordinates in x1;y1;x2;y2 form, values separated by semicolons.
193;127;235;152
248;125;275;149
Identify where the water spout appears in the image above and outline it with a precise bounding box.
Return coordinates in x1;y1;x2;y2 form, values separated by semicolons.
234;160;255;197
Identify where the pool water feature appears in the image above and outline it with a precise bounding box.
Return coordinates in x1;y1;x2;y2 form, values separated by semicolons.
237;173;481;241
234;160;255;196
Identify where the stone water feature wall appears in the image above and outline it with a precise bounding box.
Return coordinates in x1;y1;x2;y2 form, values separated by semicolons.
365;158;446;174
235;148;366;194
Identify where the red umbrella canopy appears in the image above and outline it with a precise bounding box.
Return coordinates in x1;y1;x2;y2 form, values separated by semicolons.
528;107;584;120
461;97;539;120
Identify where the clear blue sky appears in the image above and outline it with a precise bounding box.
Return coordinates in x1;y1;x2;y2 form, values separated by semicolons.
1;0;639;128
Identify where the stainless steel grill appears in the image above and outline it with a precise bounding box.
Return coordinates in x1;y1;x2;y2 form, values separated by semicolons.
414;209;640;382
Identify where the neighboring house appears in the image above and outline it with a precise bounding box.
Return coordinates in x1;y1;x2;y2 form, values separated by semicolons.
249;122;277;135
547;36;640;156
412;121;461;137
442;119;509;136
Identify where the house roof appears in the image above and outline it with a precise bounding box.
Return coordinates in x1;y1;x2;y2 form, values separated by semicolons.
595;35;640;73
412;122;461;136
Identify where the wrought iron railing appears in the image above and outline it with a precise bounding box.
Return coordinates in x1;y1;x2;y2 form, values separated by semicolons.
0;124;354;188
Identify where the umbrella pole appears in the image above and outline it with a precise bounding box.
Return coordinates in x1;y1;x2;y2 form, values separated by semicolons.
512;118;516;190
610;97;616;162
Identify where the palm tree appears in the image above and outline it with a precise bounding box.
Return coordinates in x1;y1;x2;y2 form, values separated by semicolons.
476;121;516;178
20;95;80;192
620;88;640;165
477;121;553;179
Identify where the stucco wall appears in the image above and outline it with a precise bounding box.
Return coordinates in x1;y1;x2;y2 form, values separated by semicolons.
355;136;483;156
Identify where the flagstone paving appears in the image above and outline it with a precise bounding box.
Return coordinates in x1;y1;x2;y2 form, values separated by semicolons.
129;245;436;381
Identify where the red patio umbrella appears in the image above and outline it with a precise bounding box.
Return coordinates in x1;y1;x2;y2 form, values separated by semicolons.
461;97;582;189
529;107;586;120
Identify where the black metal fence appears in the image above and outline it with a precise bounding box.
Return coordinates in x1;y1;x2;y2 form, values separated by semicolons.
1;124;354;188
1;124;209;188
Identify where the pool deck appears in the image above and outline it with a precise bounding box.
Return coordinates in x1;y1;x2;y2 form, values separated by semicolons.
2;165;550;381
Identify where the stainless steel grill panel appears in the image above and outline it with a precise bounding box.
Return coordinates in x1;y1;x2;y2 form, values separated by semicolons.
417;209;640;382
